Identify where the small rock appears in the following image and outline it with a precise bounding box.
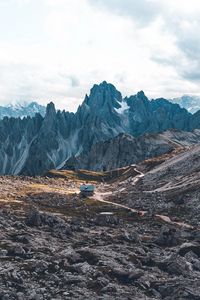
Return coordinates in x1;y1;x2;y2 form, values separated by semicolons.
8;245;26;258
122;230;140;243
101;283;117;293
0;249;8;257
154;226;180;247
78;248;99;265
179;242;200;257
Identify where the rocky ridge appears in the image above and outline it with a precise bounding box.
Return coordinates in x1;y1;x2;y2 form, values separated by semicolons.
63;129;200;171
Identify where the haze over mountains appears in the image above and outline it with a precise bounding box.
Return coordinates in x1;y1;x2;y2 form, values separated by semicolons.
0;102;46;119
1;81;200;176
171;95;200;114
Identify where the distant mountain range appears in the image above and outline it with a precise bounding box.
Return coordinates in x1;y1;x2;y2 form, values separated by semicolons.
0;93;200;120
170;95;200;114
1;81;200;176
0;102;46;119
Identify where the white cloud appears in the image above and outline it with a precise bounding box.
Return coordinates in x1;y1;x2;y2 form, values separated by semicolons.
0;0;200;111
89;0;164;26
92;0;200;83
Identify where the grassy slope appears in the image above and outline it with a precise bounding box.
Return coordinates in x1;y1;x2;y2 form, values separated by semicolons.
46;166;140;183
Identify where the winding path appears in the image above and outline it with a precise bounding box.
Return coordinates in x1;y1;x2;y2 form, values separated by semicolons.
92;168;194;229
94;168;145;214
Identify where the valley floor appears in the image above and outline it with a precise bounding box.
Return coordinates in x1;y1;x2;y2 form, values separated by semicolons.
0;157;200;299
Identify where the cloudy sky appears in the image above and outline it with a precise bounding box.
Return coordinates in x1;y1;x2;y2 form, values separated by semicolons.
0;0;200;111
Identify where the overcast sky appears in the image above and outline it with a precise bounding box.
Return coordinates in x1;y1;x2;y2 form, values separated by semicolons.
0;0;200;111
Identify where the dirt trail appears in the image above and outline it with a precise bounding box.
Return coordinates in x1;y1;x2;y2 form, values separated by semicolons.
92;168;194;229
23;169;194;229
94;191;141;214
94;168;145;214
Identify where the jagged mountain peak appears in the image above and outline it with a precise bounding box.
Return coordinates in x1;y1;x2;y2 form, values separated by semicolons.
42;102;57;130
85;81;122;109
132;90;148;101
46;102;56;116
137;90;147;98
91;80;116;90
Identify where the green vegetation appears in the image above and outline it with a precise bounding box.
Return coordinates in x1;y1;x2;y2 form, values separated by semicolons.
46;166;139;183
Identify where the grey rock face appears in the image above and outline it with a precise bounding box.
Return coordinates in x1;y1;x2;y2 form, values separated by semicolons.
127;94;191;136
0;113;43;175
0;81;200;175
63;129;200;171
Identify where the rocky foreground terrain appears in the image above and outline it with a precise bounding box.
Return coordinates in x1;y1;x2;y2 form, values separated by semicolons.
0;146;200;299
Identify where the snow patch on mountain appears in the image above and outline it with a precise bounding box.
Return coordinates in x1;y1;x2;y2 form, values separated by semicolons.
170;95;200;114
115;100;129;114
0;101;46;119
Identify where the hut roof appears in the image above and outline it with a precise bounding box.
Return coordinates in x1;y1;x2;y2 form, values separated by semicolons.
80;184;95;192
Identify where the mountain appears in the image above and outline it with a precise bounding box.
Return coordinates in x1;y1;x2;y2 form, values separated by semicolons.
0;102;46;119
63;129;200;171
0;113;44;175
1;81;200;176
126;93;191;136
170;95;200;114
